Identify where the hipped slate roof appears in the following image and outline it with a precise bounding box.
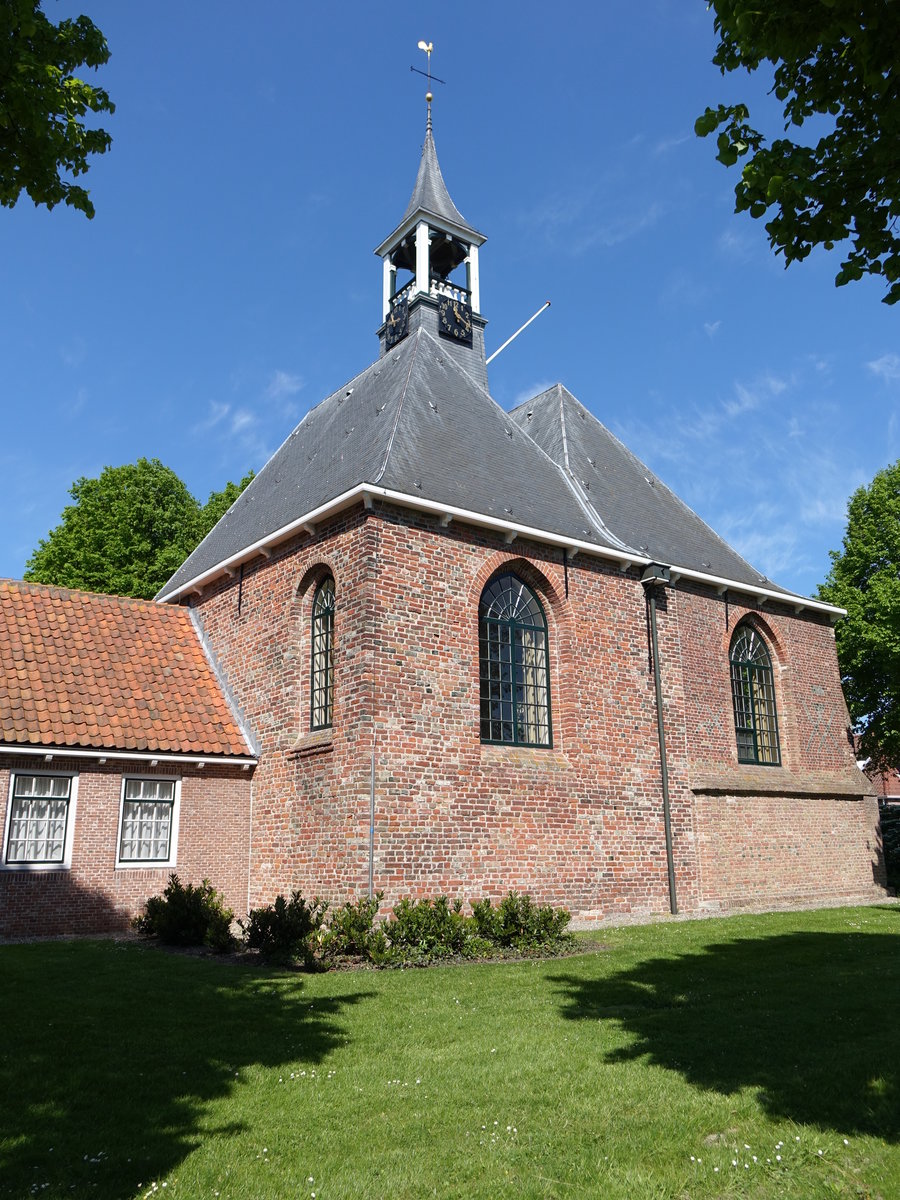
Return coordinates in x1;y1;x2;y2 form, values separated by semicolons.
162;328;632;597
0;580;254;758
509;384;785;593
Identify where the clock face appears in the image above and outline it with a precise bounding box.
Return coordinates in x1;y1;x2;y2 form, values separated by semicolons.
385;297;409;348
438;296;473;346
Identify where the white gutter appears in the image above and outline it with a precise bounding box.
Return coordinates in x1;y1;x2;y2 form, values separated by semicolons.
158;482;845;619
0;745;257;767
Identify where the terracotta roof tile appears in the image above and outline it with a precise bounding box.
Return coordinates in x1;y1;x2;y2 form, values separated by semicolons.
0;580;253;759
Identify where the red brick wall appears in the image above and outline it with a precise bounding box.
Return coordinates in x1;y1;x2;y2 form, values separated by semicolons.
190;501;884;923
0;756;251;937
694;793;883;909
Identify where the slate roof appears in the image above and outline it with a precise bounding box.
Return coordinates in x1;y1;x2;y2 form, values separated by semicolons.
401;122;476;232
508;384;785;592
0;580;254;757
376;121;485;253
161;328;631;597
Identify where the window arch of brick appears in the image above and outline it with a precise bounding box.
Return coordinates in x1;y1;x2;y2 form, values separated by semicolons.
730;623;781;765
479;571;552;747
310;576;335;730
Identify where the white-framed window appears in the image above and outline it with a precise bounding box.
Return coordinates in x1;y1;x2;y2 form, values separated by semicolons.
3;772;78;869
116;777;180;867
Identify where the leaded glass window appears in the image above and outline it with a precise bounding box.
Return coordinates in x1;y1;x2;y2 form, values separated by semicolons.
311;577;335;730
119;778;176;863
730;626;781;765
5;774;71;864
479;573;551;747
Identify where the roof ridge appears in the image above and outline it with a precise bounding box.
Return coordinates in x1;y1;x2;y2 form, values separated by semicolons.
373;328;422;484
513;387;636;555
1;578;174;611
562;387;777;586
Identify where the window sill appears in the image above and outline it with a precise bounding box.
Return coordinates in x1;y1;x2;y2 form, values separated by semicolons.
1;861;71;873
691;764;875;798
479;742;570;771
289;729;335;759
115;861;177;871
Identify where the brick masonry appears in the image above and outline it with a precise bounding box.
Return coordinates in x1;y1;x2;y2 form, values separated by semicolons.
188;500;885;923
0;756;251;937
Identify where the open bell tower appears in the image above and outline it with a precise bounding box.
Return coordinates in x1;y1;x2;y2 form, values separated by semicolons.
374;45;488;387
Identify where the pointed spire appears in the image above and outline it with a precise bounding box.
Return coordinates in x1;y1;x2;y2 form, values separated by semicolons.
400;108;471;232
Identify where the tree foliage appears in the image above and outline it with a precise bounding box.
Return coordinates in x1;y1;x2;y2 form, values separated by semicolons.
24;458;253;600
0;0;114;218
696;1;900;303
819;460;900;772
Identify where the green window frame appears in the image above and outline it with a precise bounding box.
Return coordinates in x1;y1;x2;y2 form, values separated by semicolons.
730;625;781;765
310;577;335;730
479;572;552;747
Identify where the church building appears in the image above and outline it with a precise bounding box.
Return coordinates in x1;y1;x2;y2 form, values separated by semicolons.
0;97;886;937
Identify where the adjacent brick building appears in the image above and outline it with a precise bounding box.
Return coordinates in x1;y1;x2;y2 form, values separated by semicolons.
1;106;886;937
0;582;256;936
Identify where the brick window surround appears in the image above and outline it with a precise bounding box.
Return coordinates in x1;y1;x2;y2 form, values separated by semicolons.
310;576;336;730
730;624;781;765
479;571;552;747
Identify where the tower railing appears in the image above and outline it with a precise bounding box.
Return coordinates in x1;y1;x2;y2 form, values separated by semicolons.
389;277;472;306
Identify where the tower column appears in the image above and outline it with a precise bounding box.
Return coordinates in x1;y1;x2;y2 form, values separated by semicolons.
382;255;393;319
467;244;481;313
415;221;430;297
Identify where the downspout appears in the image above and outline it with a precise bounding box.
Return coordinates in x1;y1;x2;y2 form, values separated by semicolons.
368;518;381;898
247;775;254;917
641;564;678;915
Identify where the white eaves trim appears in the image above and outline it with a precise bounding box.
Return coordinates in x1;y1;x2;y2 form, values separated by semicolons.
0;745;257;768
157;482;846;619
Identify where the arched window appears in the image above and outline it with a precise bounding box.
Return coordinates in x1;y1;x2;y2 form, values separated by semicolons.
310;577;335;730
730;625;780;765
479;572;551;747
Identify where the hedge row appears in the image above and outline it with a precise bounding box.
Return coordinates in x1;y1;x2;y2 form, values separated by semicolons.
134;875;573;967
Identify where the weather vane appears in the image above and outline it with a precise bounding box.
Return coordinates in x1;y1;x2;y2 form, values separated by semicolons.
410;39;447;100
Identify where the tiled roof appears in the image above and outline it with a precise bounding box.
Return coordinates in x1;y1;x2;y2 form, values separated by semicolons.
0;580;254;758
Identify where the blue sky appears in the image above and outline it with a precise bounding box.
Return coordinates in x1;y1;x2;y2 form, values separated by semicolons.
2;1;898;599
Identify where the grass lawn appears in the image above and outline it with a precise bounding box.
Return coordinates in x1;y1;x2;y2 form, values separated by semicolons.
1;904;898;1200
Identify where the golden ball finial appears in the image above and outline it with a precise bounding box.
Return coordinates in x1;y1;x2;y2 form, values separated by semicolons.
426;91;433;103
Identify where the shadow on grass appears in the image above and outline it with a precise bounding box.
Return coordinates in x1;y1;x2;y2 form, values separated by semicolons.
0;940;374;1198
549;925;900;1141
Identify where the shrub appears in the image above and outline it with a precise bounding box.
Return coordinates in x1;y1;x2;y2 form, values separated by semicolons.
241;891;329;967
133;874;234;952
321;892;384;959
382;896;485;964
471;891;572;950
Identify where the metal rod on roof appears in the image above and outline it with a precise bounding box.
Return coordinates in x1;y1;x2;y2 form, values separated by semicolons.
486;301;551;365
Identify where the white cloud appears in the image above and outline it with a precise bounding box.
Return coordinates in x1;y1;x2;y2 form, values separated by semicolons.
866;353;900;383
653;132;691;156
59;337;87;368
230;409;256;434
192;400;232;434
577;202;664;251
703;320;721;338
717;227;756;261
266;369;304;399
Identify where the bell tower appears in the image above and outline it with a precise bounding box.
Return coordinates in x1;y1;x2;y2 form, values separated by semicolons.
374;49;488;387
